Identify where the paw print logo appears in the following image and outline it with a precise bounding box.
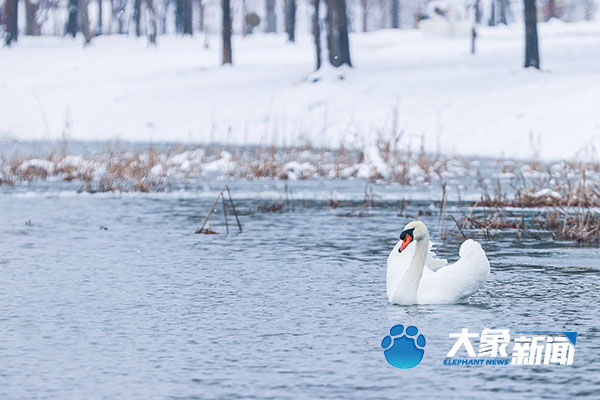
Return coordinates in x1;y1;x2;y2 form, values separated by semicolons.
381;324;426;369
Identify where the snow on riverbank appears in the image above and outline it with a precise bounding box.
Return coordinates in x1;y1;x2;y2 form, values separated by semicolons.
1;19;600;160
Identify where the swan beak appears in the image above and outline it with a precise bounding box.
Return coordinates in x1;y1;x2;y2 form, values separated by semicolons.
399;233;412;253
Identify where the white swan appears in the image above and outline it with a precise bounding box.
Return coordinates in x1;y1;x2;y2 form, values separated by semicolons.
386;221;490;305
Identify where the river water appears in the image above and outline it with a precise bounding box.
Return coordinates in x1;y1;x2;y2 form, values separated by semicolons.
1;181;599;399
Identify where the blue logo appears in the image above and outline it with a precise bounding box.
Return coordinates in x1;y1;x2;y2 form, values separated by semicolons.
381;324;426;369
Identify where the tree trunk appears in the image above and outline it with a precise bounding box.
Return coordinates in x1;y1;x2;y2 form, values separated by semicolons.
222;0;232;65
285;0;297;42
498;0;507;24
145;0;157;44
241;0;247;36
111;0;126;34
66;0;79;37
524;0;539;69
336;0;351;66
312;0;321;70
361;0;367;32
390;0;399;29
4;0;18;45
96;0;103;35
81;0;93;45
488;0;496;26
547;0;557;20
325;0;339;66
199;0;205;32
176;0;193;35
133;0;142;36
161;0;168;34
25;0;41;35
325;0;351;67
474;0;481;24
265;0;277;33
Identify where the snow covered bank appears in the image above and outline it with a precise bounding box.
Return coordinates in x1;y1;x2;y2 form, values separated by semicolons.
1;20;600;160
0;141;465;191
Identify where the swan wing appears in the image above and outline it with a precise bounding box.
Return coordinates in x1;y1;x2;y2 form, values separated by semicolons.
426;241;448;271
418;239;490;304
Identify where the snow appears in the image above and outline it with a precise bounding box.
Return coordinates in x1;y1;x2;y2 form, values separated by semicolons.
1;20;600;160
17;159;55;174
532;188;562;199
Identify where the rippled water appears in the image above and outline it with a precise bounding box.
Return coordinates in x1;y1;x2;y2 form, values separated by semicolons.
1;181;599;399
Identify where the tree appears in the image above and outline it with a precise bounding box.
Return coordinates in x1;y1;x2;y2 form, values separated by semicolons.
312;0;322;70
222;0;232;65
498;0;508;24
145;0;158;44
95;0;102;35
324;0;351;67
176;0;193;35
488;0;496;26
473;0;482;24
361;0;368;32
547;0;557;20
66;0;79;37
133;0;142;36
524;0;540;69
265;0;276;33
4;0;19;45
112;0;126;34
25;0;41;35
285;0;297;42
65;0;92;44
390;0;399;29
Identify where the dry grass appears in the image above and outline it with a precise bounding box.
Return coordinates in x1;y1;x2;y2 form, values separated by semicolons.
0;137;462;191
447;162;600;243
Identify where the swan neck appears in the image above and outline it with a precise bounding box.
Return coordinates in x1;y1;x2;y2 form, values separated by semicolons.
402;236;429;289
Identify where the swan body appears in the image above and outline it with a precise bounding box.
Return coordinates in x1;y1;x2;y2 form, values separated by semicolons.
386;221;490;305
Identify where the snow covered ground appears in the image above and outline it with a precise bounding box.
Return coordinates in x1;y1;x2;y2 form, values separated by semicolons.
1;19;600;160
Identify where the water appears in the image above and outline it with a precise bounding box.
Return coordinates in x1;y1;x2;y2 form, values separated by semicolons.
1;181;599;399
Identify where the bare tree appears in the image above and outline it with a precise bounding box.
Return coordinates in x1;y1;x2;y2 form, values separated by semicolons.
312;0;322;70
524;0;540;69
324;0;351;67
498;0;508;24
488;0;496;26
145;0;157;44
95;0;103;35
65;0;92;44
390;0;399;29
335;0;351;66
4;0;18;45
81;0;92;44
547;0;557;20
285;0;297;42
25;0;41;35
66;0;79;36
176;0;193;35
265;0;276;33
112;0;126;34
361;0;367;32
474;0;482;24
222;0;232;64
133;0;142;36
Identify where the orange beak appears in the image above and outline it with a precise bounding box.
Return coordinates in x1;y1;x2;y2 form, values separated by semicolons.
400;233;412;252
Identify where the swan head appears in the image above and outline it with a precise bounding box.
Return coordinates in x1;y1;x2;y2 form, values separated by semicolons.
398;221;429;253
